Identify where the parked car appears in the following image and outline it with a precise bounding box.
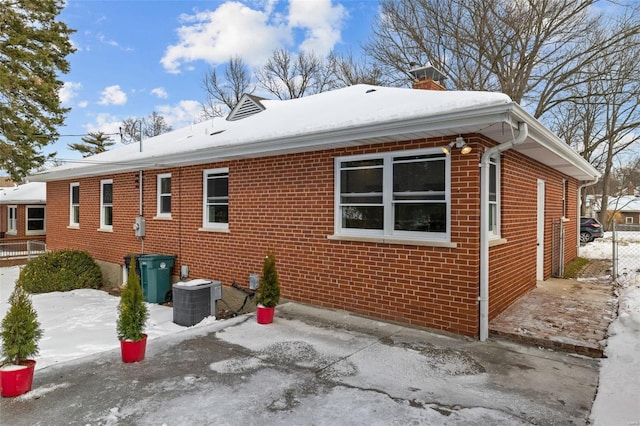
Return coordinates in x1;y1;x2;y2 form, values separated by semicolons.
580;217;604;243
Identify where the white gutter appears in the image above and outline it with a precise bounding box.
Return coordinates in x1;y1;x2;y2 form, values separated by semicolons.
479;121;528;341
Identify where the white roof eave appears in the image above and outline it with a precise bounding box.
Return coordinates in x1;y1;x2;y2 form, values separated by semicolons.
30;104;515;181
29;94;599;184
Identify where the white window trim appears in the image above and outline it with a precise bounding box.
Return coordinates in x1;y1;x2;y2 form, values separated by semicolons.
488;156;501;240
7;205;17;235
202;167;229;231
626;217;633;224
156;173;172;219
69;183;80;227
25;205;46;236
100;179;113;231
334;148;451;243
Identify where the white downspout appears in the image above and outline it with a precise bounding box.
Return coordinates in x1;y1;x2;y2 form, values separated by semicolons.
479;121;528;341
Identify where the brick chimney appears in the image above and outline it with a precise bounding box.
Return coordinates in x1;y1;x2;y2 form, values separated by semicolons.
409;64;446;90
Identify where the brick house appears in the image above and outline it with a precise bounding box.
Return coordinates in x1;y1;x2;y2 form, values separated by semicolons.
30;77;599;339
592;195;640;225
0;182;47;242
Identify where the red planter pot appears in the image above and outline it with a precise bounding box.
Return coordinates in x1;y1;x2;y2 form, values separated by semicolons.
1;360;36;398
120;334;148;363
256;305;275;324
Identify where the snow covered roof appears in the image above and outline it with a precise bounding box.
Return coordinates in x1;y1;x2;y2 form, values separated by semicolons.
0;182;46;204
30;84;600;182
592;195;640;212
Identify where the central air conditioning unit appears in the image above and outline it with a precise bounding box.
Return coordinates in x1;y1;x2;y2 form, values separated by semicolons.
172;279;222;327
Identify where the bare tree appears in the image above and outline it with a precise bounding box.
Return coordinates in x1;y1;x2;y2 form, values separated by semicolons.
327;51;389;87
120;112;172;143
202;57;254;118
550;28;640;222
364;0;639;119
255;49;334;100
144;111;172;138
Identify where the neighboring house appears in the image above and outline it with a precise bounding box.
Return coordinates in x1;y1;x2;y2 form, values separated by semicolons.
0;177;15;187
30;73;599;340
591;195;640;225
0;182;47;241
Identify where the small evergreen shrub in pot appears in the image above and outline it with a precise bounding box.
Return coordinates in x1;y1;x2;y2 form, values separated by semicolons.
18;250;102;293
0;284;43;397
255;250;280;325
117;255;149;363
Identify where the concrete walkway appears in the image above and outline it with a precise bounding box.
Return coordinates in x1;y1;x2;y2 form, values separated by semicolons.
1;303;599;425
489;278;617;357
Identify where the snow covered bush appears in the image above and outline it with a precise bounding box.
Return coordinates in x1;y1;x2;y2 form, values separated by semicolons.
18;249;103;293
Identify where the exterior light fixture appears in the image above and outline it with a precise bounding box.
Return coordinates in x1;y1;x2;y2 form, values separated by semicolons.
441;136;472;155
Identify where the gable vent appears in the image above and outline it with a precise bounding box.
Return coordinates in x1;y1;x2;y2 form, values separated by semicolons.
226;94;267;121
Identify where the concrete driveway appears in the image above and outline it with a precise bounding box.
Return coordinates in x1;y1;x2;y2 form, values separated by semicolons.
1;303;598;425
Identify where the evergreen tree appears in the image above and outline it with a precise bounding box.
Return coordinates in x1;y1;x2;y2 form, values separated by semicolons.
256;250;280;308
0;0;75;180
68;132;115;157
1;284;43;365
117;256;148;342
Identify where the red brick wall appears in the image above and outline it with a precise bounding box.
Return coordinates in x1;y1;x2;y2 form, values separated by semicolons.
488;149;580;319
45;135;581;337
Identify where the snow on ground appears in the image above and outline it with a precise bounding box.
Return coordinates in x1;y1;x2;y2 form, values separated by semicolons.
580;231;640;425
0;267;213;370
1;233;639;424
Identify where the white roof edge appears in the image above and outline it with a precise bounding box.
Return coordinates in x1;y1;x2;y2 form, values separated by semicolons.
29;104;514;182
511;105;600;181
29;93;599;183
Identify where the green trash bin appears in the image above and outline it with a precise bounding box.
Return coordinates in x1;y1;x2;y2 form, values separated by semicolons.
138;254;176;303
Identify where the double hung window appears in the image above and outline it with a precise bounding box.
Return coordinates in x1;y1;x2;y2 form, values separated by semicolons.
488;156;500;238
26;206;45;235
336;148;450;241
100;179;113;230
203;168;229;230
70;183;79;226
157;174;171;218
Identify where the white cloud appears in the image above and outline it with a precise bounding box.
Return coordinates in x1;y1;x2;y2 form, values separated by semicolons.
84;113;124;137
151;87;169;99
78;101;89;108
98;85;127;106
289;0;346;54
60;81;82;105
161;1;291;73
155;100;204;128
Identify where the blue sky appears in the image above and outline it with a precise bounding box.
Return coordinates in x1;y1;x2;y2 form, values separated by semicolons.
53;0;379;162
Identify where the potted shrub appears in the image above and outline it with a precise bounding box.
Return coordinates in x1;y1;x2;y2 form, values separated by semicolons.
117;255;149;363
0;284;43;397
255;250;280;324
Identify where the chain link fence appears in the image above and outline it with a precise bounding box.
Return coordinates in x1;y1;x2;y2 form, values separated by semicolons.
612;223;640;283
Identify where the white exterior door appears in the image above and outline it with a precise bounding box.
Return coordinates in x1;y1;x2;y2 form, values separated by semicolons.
536;179;545;280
